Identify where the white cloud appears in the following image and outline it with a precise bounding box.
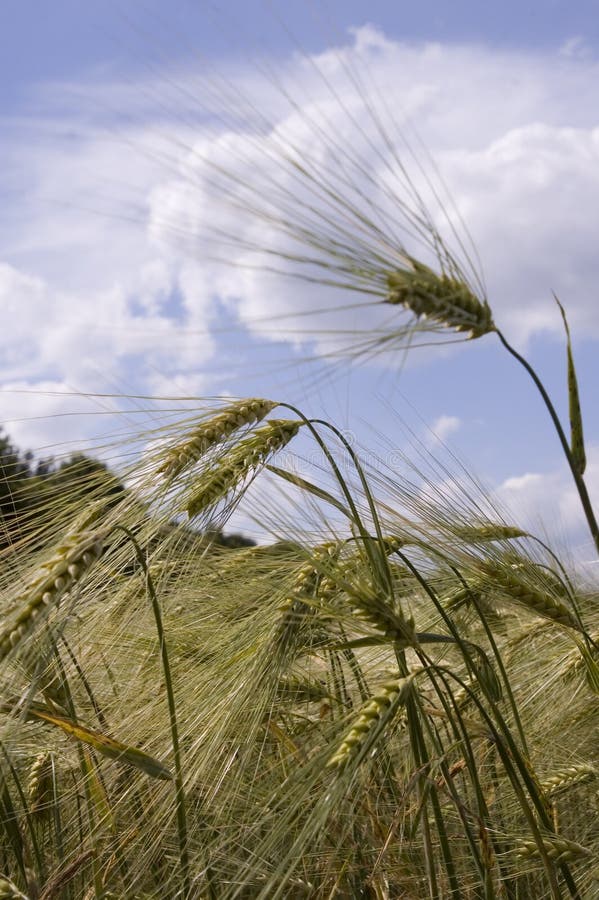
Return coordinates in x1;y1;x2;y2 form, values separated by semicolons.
429;414;461;444
3;24;599;455
559;36;591;60
495;445;599;561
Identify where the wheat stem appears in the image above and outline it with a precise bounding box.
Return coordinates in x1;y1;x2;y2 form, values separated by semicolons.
496;328;599;557
113;526;190;900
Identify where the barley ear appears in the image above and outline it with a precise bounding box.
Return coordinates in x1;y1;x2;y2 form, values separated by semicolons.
541;764;597;796
158;398;279;479
328;673;413;769
185;419;301;517
454;522;527;543
27;752;54;821
0;530;105;663
516;835;592;865
555;294;586;476
0;877;30;900
478;560;580;630
386;258;495;338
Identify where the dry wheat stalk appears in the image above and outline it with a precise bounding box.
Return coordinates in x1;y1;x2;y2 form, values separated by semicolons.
186;419;301;517
158;398;278;479
328;673;413;769
386;259;494;338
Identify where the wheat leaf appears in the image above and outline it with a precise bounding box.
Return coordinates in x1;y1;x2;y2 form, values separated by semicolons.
14;704;172;781
266;464;352;518
555;294;586;475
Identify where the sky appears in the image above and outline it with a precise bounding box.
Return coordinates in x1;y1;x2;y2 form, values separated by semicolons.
2;0;599;556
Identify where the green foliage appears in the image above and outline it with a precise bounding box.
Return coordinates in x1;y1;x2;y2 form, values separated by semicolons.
0;395;596;899
0;434;124;550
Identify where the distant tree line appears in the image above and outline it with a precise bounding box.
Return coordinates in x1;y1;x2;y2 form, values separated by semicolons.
0;429;122;549
0;429;254;550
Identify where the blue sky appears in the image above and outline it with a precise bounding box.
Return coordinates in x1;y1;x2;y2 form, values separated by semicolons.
2;1;599;554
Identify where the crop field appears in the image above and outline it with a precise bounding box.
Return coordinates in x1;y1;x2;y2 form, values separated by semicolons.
1;5;598;898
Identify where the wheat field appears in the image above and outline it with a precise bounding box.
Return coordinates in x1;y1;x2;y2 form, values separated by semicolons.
1;7;598;899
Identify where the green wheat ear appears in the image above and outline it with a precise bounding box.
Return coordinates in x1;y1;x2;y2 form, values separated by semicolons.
0;528;105;663
386;258;495;338
158;398;279;479
185;418;301;517
327;673;414;769
0;877;30;900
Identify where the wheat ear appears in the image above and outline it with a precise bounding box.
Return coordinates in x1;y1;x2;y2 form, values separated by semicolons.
158;398;278;478
454;523;527;542
345;576;416;645
186;419;301;517
541;765;597;797
516;835;592;864
0;529;104;662
476;560;579;629
0;877;29;900
280;542;341;613
386;258;494;338
328;673;413;769
27;752;54;821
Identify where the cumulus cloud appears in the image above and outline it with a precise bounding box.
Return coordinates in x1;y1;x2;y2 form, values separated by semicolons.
495;444;599;561
126;30;599;348
429;414;461;444
2;22;599;462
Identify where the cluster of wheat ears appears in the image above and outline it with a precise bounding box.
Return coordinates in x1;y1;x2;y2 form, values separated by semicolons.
1;20;599;900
